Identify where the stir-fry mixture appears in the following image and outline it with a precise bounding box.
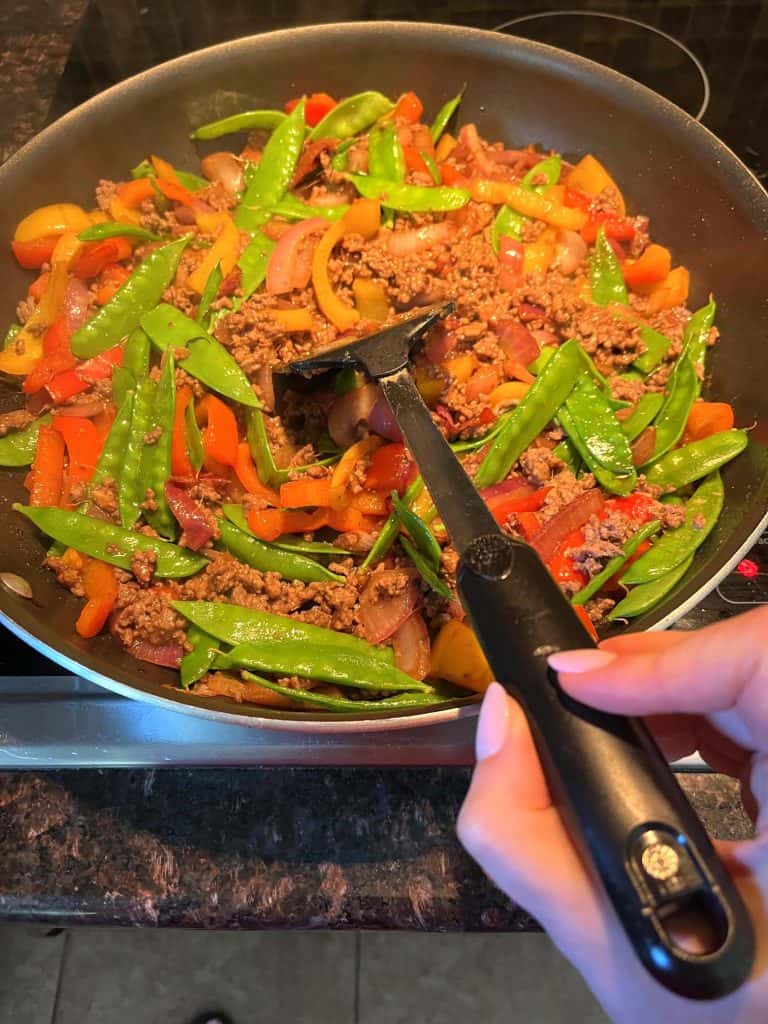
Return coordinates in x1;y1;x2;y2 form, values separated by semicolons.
0;88;747;711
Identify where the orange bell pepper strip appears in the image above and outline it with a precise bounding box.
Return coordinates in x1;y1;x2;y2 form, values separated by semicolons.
279;477;331;509
22;316;75;395
28;271;51;301
150;154;181;184
312;199;381;331
573;605;599;642
434;133;456;162
389;91;424;124
198;394;239;467
468;179;587;231
188;211;240;295
27;425;66;507
682;401;735;444
326;506;380;533
349;489;389;515
75;558;119;638
11;235;59;269
13;203;91;244
429;620;493;693
53;415;102;486
109;178;156;225
74;237;133;279
328;435;382;510
264;308;314;332
96;263;132;305
155;179;197;207
622;244;672;289
644;266;690;313
485;486;551;526
233;442;280;505
247;507;328;542
171;386;195;479
565;155;626;216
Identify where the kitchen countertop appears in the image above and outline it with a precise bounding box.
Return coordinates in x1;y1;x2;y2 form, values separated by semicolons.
0;1;755;930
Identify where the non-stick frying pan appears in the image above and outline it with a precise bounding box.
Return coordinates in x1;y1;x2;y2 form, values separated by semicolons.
0;22;767;731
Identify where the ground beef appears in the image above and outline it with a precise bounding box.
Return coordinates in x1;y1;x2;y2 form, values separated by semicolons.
90;478;119;516
15;296;37;325
95;179;118;211
518;446;565;487
110;585;186;649
334;531;378;553
611;375;646;404
45;554;85;597
130;548;157;585
539;470;597;522
585;596;616;623
0;408;34;436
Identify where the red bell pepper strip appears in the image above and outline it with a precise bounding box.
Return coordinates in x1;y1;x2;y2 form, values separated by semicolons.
96;263;131;305
27;425;66;507
390;91;423;123
198;394;239;468
74;237;133;279
485;486;550;526
286;92;337;126
547;526;588;589
364;443;414;494
403;146;430;175
75;558;118;638
233;442;280;505
53;415;102;486
516;510;541;540
581;213;635;244
11;236;59;269
46;346;124;405
440;164;470;188
573;605;599;642
171;386;195;479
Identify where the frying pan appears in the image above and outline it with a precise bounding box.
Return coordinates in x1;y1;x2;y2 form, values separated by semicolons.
0;22;767;731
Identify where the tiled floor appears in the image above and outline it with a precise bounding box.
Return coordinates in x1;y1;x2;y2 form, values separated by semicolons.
1;924;608;1023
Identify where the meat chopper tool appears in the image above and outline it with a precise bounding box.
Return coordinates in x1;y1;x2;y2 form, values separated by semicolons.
288;303;753;999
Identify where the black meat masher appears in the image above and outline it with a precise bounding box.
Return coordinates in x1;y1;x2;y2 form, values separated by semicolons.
289;303;754;999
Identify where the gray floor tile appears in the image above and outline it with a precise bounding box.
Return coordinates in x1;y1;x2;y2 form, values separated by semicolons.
359;933;609;1024
54;929;356;1024
0;923;66;1024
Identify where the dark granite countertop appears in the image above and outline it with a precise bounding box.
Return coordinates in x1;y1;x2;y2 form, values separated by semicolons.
0;1;755;930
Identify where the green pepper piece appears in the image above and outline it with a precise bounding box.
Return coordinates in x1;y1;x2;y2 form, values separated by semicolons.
527;345;557;376
180;625;218;688
400;536;453;601
430;89;464;143
590;225;628;307
557;405;637;496
0;413;52;467
633;326;672;375
362;476;424;569
644;430;748;491
309;90;394;141
237;230;276;302
622;474;723;585
184;399;205;474
70;237;188;358
491;205;526;253
564;374;635;476
681;298;716;371
346;174;470;212
619;392;665;442
521;155;562;192
391;491;441;569
77;223;160;243
119;376;155;528
16;504;206;578
267;195;348;222
190;109;286;140
368;122;405;182
571;519;662;606
216;516;344;584
196;261;222;327
172;600;395;662
240;672;444;712
222;503;349;556
141;353;176;539
608;554;694;621
90;389;134;493
246;407;285;488
216;641;425;693
475;339;582;488
644;355;699;463
421;151;441;186
141;303;258;407
123;326;151;380
235;100;306;231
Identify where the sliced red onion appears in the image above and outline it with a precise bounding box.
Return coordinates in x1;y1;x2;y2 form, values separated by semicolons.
387;221;454;257
327;382;380;448
266;217;327;295
62;277;91;333
127;639;184;669
530;328;559;349
368;394;403;443
391;612;431;681
54;397;106;418
165;482;216;551
358;572;420;644
631;426;657;467
458;124;496;177
254;365;276;412
423;323;458;365
488;148;541;168
200;151;244;197
307;190;349;208
532;489;604;563
517;302;546;323
492;320;540;366
479;475;531;502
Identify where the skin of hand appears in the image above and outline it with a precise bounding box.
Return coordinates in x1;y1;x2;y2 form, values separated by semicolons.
457;606;768;1023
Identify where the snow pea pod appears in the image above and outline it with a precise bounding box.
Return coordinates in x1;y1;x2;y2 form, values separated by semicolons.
222;504;349;557
190;109;286;140
528;345;557;376
491;205;526;252
421;151;441;185
119;376;155;528
90;389;134;492
237;230;276;303
78;222;160;243
571;518;661;606
309;90;393;141
681;297;716;371
633;326;672;375
475;339;582;487
346;174;469;212
172;600;395;662
184;400;204;474
491;156;561;253
368;122;405;182
362;476;424;570
553;436;580;473
267;195;348;222
246;407;285;488
622;473;723;585
619;392;665;442
391;491;441;569
521;155;562;191
590;225;628;307
15;504;206;577
401;536;453;601
70;237;188;358
180;625;218;688
564;374;635;476
216;516;344;584
240;673;443;711
141;353;176;539
216;642;425;693
644;429;748;490
430;89;464;143
235;100;306;232
557;405;637;496
196;261;222;326
0;413;51;467
123;326;151;380
644;354;698;462
141;303;258;407
608;554;694;621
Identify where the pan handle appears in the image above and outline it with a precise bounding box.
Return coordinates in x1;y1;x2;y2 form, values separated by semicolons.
457;532;755;1001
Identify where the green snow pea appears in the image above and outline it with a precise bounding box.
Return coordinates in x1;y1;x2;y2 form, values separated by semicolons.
189;108;286;140
557;405;636;496
90;389;134;492
633;326;672;375
346;174;469;212
215;642;425;693
330;137;356;172
475;339;582;488
644;430;748;490
237;230;276;302
119;376;155;528
240;673;444;712
421;151;441;185
608;554;694;621
622;473;723;585
267;195;348;222
590;225;628;307
141;303;258;407
196;261;222;326
141;353;176;538
216;516;344;584
401;536;453;601
0;413;51;467
681;297;716;370
362;476;424;570
180;625;218;688
491;205;526;253
564;374;635;476
77;222;160;243
15;504;205;578
368;122;405;182
123;326;151;380
222;504;349;557
521;155;562;192
235;100;306;232
70;237;188;358
553;436;580;473
571;518;661;606
184;400;204;474
490;156;561;253
131;158;208;191
527;345;557;376
644;355;700;463
391;491;441;570
619;392;665;442
172;600;396;662
246;407;284;488
309;90;393;141
430;89;464;143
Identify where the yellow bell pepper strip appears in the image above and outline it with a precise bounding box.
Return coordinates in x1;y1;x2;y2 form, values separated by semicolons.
109;178;157;226
187;211;240;294
523;227;557;275
565;154;626;216
352;279;390;321
312;199;381;331
442;353;476;383
434;132;457;162
329;435;382;510
264;308;313;332
487;380;531;409
468;179;587;231
429;620;493;693
14;203;91;244
644;266;691;312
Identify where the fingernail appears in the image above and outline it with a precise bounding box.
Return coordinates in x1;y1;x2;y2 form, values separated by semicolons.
476;682;510;761
547;648;618;673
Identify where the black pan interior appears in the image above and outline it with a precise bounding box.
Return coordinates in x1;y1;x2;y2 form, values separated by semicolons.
0;22;766;723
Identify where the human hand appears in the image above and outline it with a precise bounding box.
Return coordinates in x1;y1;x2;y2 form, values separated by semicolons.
457;606;768;1023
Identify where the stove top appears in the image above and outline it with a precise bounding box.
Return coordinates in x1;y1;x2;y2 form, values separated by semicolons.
1;0;766;765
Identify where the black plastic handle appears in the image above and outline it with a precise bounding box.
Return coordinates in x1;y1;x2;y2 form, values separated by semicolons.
458;532;755;1001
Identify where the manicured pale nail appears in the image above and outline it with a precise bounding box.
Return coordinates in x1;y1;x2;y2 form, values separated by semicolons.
548;648;618;673
476;682;510;761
